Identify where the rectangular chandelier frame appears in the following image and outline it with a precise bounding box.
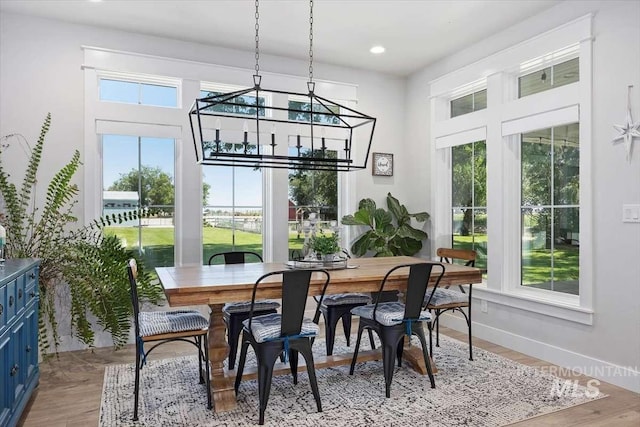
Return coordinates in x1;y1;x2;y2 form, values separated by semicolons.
189;79;376;171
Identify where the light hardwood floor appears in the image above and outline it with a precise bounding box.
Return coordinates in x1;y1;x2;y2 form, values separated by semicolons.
18;326;640;427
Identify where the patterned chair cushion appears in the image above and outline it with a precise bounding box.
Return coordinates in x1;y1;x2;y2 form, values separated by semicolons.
351;302;431;327
223;300;281;314
242;313;319;343
426;288;469;307
320;293;371;307
139;310;209;337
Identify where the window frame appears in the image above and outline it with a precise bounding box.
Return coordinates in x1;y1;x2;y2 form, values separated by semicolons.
101;134;177;268
429;15;593;325
98;70;181;108
451;139;488;272
450;88;487;118
199;82;267;260
519;123;580;294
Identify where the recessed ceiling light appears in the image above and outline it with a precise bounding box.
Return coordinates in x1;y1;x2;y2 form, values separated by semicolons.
370;46;385;54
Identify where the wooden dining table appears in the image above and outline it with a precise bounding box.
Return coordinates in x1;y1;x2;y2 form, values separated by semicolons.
156;255;481;413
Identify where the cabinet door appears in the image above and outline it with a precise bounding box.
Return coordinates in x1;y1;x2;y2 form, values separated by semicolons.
0;330;11;426
0;284;6;332
10;319;26;410
5;279;15;321
24;303;38;380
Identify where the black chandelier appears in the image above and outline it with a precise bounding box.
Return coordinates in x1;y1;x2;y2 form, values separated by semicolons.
189;0;376;171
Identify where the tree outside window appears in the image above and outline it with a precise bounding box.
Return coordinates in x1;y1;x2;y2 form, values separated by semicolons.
102;135;176;269
451;140;487;272
521;123;579;294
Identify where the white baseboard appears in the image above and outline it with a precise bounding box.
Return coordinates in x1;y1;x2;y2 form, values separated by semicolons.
439;314;640;393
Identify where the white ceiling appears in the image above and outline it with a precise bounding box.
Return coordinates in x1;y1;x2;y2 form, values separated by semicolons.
0;0;561;76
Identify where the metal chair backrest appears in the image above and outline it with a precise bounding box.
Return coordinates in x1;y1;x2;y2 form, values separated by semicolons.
247;269;331;338
127;258;141;339
208;251;263;265
372;262;445;320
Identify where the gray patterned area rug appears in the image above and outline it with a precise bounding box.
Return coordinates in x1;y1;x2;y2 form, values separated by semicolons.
99;335;605;426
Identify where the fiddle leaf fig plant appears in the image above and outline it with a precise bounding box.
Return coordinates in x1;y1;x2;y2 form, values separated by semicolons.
341;192;429;257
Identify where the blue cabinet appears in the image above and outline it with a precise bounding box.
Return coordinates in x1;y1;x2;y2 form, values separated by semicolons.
0;259;40;427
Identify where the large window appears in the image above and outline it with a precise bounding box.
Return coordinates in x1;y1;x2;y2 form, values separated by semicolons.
202;165;263;264
452;140;487;271
287;99;340;259
102;135;176;269
431;18;591;322
521;123;579;294
200;88;265;263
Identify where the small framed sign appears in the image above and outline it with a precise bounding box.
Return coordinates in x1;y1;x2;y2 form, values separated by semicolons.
372;152;393;176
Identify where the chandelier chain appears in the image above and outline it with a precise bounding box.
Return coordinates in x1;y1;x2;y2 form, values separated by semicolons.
255;0;260;75
308;0;314;82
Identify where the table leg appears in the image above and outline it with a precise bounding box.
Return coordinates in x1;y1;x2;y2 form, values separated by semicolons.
207;303;237;412
401;342;438;375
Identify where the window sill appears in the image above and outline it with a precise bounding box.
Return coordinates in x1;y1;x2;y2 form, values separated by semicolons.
471;285;593;325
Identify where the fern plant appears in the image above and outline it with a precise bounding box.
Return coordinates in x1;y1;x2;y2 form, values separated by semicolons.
63;233;162;348
0;114;163;353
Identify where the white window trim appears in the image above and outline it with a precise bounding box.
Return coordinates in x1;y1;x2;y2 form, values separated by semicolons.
429;14;593;324
517;44;579;75
97;70;182;108
85;46;360;265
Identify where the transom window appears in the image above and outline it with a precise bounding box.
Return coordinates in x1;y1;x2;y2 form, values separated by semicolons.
518;57;579;98
100;78;178;107
199;90;266;117
450;89;487;118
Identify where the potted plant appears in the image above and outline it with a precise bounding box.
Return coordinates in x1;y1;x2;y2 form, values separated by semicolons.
0;113;164;354
342;192;429;257
309;231;341;261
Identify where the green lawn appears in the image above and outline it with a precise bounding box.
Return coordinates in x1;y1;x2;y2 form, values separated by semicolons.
104;226;305;268
522;245;579;284
452;233;578;288
106;227;578;292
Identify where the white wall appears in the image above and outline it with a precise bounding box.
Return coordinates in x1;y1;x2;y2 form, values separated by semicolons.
407;0;640;391
0;12;405;223
0;12;405;349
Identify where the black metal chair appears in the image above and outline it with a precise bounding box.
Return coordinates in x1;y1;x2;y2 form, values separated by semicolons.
312;249;375;355
349;262;445;397
234;269;331;425
313;293;376;355
209;251;280;369
426;247;477;361
127;259;211;421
